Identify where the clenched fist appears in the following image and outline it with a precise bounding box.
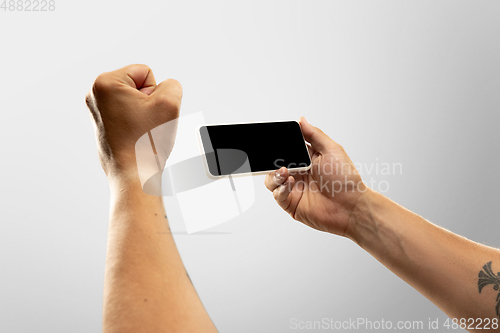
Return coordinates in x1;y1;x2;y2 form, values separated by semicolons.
85;64;182;179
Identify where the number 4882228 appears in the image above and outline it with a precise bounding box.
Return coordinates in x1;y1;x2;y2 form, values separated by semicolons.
1;0;56;11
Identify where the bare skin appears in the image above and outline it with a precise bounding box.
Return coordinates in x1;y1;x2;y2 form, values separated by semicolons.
86;63;500;333
265;118;500;332
85;64;217;333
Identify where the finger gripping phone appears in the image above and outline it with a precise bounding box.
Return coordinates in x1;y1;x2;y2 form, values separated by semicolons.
197;120;312;177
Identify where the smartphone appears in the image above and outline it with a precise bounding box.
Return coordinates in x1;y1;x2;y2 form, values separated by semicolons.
197;120;312;177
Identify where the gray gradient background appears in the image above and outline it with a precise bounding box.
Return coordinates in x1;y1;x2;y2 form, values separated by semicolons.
1;1;499;332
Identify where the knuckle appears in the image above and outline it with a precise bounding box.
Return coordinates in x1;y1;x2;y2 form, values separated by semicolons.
92;73;116;96
336;143;345;152
166;78;183;100
169;78;182;90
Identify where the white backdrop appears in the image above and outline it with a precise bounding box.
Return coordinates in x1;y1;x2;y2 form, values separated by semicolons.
1;1;499;332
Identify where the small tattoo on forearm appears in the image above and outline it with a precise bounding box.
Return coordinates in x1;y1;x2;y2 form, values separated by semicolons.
478;261;500;317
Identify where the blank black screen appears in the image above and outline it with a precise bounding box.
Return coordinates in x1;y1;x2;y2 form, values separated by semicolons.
199;121;311;176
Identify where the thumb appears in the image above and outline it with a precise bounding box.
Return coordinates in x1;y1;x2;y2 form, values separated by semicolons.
299;117;337;152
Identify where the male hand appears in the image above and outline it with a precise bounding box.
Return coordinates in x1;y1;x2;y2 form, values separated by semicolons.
264;117;367;237
85;64;182;178
86;65;218;332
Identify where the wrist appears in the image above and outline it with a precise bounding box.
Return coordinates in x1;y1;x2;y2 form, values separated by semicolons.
344;187;379;244
107;163;142;191
95;140;139;174
108;165;166;199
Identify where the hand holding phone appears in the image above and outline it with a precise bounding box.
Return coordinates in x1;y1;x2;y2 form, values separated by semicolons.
263;117;367;237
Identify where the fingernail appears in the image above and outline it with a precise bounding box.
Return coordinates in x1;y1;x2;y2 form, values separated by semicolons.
302;117;309;125
276;167;285;178
279;184;287;194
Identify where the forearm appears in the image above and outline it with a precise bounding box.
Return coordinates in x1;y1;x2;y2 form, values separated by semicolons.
103;171;217;333
348;188;500;329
